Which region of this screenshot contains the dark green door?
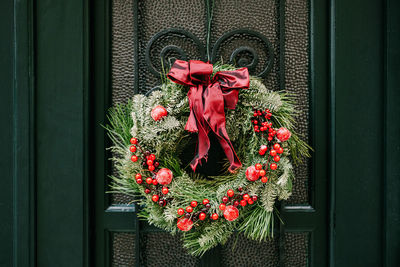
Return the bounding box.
[2,0,399,266]
[92,0,327,266]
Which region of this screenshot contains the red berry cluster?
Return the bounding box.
[130,137,171,207]
[220,187,257,209]
[252,109,276,141]
[176,199,215,231]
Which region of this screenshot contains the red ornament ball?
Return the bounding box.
[211,213,219,220]
[259,145,268,155]
[202,199,209,205]
[199,212,206,221]
[131,155,138,162]
[191,201,198,207]
[130,137,137,144]
[246,165,260,181]
[219,203,226,211]
[177,218,193,231]
[276,127,291,141]
[227,189,234,197]
[186,206,193,213]
[151,105,168,121]
[274,155,280,162]
[156,168,173,185]
[270,163,278,170]
[177,208,185,216]
[152,195,159,202]
[223,205,239,221]
[129,145,137,152]
[162,187,169,194]
[255,163,262,170]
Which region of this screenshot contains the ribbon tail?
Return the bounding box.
[213,127,242,173]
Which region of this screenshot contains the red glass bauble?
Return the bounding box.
[223,205,239,221]
[245,166,260,181]
[276,127,291,141]
[156,168,173,185]
[177,218,193,231]
[151,105,168,121]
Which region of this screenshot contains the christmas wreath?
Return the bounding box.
[106,60,310,256]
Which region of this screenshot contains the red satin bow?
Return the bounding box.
[167,60,249,173]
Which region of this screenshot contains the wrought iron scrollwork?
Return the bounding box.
[211,29,274,78]
[145,28,206,76]
[145,28,274,78]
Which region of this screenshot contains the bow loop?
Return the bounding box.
[167,60,249,173]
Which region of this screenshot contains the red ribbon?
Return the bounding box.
[167,60,249,173]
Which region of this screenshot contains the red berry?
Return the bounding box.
[219,203,226,210]
[146,177,152,184]
[135,173,142,180]
[130,145,137,152]
[186,206,193,213]
[277,147,284,154]
[131,155,138,162]
[270,150,277,156]
[222,196,229,203]
[270,163,278,170]
[151,105,168,121]
[136,178,142,184]
[148,165,155,171]
[233,200,240,207]
[152,195,159,202]
[243,194,250,201]
[246,165,260,181]
[240,200,247,207]
[130,137,137,144]
[162,187,169,194]
[255,163,262,170]
[274,155,280,162]
[248,199,254,205]
[152,179,158,186]
[261,176,268,183]
[267,136,273,141]
[276,127,291,141]
[144,188,151,194]
[202,199,209,205]
[259,169,266,177]
[147,159,154,166]
[227,189,234,197]
[253,120,258,124]
[259,145,268,155]
[199,212,206,220]
[156,168,173,185]
[273,143,281,150]
[149,154,156,161]
[223,205,239,221]
[177,218,193,231]
[191,201,198,207]
[252,196,258,202]
[177,208,185,215]
[211,213,219,220]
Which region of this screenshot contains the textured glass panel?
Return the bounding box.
[284,232,309,267]
[141,232,199,266]
[285,0,310,204]
[112,232,136,267]
[221,233,280,267]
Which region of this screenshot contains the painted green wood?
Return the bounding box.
[333,0,385,266]
[384,0,400,266]
[35,0,90,266]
